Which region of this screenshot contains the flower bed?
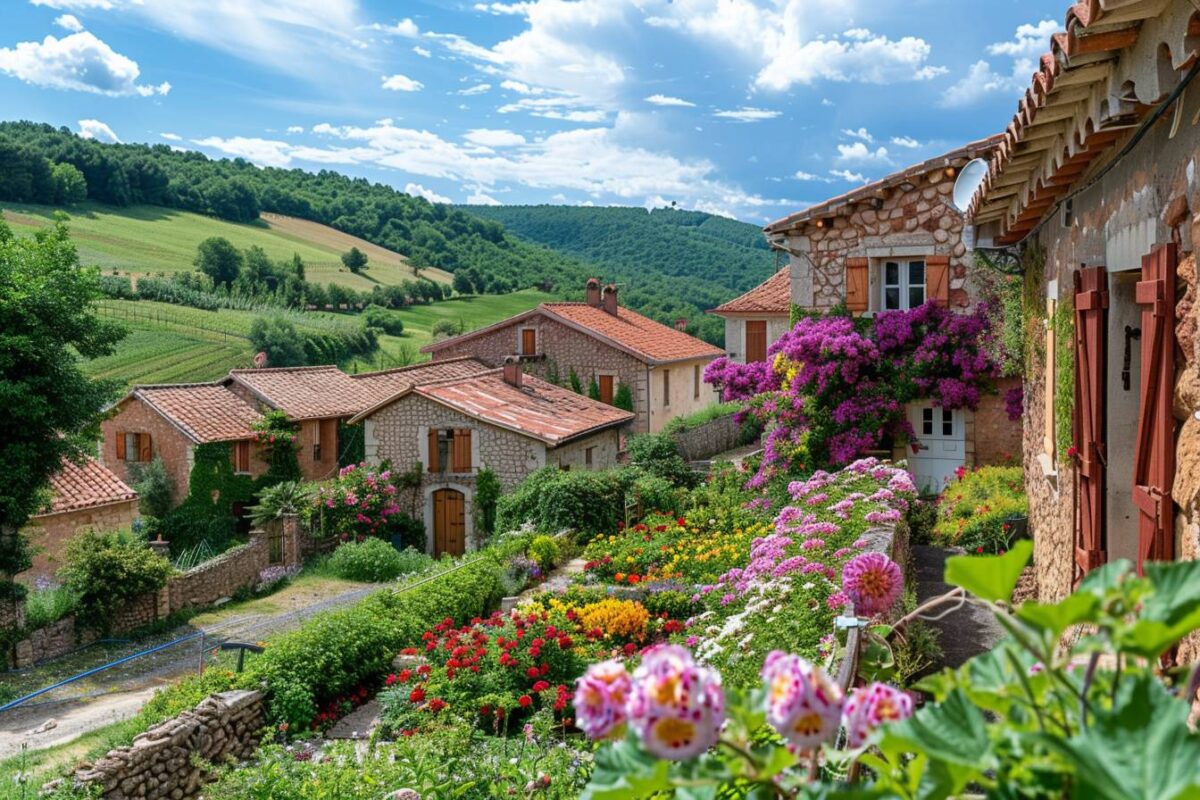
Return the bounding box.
[932,465,1027,553]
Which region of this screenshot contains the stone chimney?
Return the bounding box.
[585,278,602,308]
[602,283,618,316]
[674,318,688,331]
[502,355,522,388]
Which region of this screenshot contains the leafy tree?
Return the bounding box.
[362,304,404,335]
[194,236,243,288]
[60,529,173,631]
[614,382,634,411]
[289,252,305,282]
[342,246,368,274]
[50,162,87,204]
[627,432,698,488]
[130,457,174,519]
[250,316,307,367]
[0,216,125,598]
[430,318,463,340]
[452,271,474,295]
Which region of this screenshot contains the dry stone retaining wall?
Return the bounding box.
[671,413,747,462]
[72,690,265,800]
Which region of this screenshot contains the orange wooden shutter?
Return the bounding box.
[522,328,537,355]
[1133,244,1178,573]
[115,431,127,460]
[926,256,950,307]
[745,321,767,362]
[428,429,440,472]
[138,433,153,462]
[598,375,614,405]
[452,428,472,472]
[845,258,869,312]
[1073,266,1108,584]
[233,441,250,472]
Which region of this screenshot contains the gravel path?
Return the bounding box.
[912,545,1005,669]
[0,582,386,759]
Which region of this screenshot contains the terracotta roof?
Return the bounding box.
[374,371,634,446]
[968,0,1200,244]
[227,366,369,421]
[764,136,1005,234]
[38,456,137,517]
[133,383,262,443]
[350,357,491,404]
[710,267,792,315]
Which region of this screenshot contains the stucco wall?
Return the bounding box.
[294,418,341,481]
[720,314,791,364]
[21,499,140,584]
[548,428,622,471]
[645,359,720,434]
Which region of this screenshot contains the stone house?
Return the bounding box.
[351,359,634,556]
[422,280,724,434]
[966,0,1200,611]
[21,456,139,583]
[720,138,1021,491]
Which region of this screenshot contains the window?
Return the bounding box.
[745,320,768,363]
[882,260,926,310]
[598,374,614,405]
[694,364,701,399]
[311,420,321,462]
[233,440,251,474]
[116,432,152,463]
[585,446,595,468]
[662,369,670,407]
[520,328,537,356]
[428,428,473,473]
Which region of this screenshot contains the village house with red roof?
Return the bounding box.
[422,279,724,433]
[350,358,633,556]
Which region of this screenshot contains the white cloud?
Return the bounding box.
[713,107,780,122]
[942,19,1057,107]
[473,2,533,14]
[365,18,420,37]
[413,45,432,58]
[794,170,833,182]
[835,142,891,164]
[500,80,541,95]
[890,135,921,148]
[820,98,834,106]
[192,136,293,167]
[31,0,114,8]
[0,32,169,96]
[405,182,452,203]
[466,189,503,205]
[160,131,182,141]
[498,95,606,122]
[286,125,305,134]
[645,93,695,107]
[458,83,492,96]
[54,14,84,32]
[463,128,527,147]
[841,127,873,143]
[382,73,423,92]
[829,168,866,182]
[755,29,945,90]
[78,118,119,143]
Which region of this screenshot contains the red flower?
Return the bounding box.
[384,673,398,686]
[623,642,637,656]
[519,694,533,708]
[676,518,686,526]
[532,680,550,692]
[428,698,447,713]
[663,620,683,634]
[526,666,540,678]
[409,687,426,703]
[417,664,431,675]
[558,636,573,649]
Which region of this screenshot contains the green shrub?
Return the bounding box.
[496,467,634,536]
[248,481,313,528]
[631,473,687,518]
[932,466,1027,553]
[661,401,742,434]
[361,303,405,335]
[129,457,174,519]
[474,467,501,540]
[23,584,78,630]
[614,382,634,411]
[59,530,174,631]
[627,432,698,488]
[328,538,431,583]
[527,535,560,572]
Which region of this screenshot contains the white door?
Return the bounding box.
[906,403,965,495]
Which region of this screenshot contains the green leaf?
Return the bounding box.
[884,689,990,768]
[582,736,673,800]
[757,744,798,780]
[1077,559,1133,596]
[1015,592,1100,640]
[1143,560,1200,628]
[944,540,1032,603]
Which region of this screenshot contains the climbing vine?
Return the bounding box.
[1054,290,1076,464]
[251,411,302,483]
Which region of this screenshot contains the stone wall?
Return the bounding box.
[547,429,622,472]
[167,536,270,612]
[72,690,264,800]
[672,412,748,462]
[20,498,140,585]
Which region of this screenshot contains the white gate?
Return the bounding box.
[906,403,966,495]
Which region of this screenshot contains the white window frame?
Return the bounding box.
[880,259,927,311]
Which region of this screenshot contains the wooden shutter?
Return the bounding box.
[138,433,153,463]
[521,328,537,355]
[427,429,440,473]
[663,369,670,406]
[845,258,869,312]
[1133,244,1178,573]
[452,428,472,472]
[115,431,127,461]
[694,364,701,399]
[1073,266,1108,584]
[926,256,950,307]
[745,321,768,363]
[233,440,251,473]
[598,375,614,405]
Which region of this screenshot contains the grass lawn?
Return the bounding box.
[0,201,453,289]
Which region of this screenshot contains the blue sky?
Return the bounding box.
[0,0,1063,223]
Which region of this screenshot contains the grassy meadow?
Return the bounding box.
[1,202,453,290]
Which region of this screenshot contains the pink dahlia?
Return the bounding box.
[628,645,725,760]
[841,552,902,615]
[842,682,913,748]
[573,660,632,741]
[761,651,844,752]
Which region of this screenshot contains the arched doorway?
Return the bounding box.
[432,488,466,557]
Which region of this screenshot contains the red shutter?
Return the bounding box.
[1133,244,1178,574]
[926,256,950,307]
[138,433,153,463]
[845,258,869,312]
[1073,266,1108,584]
[115,431,127,461]
[428,429,440,473]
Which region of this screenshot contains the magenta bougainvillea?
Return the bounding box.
[705,302,1001,482]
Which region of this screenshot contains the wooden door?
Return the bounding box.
[1133,244,1178,573]
[521,328,537,355]
[1073,266,1108,585]
[433,488,466,557]
[845,258,869,312]
[745,321,768,363]
[598,374,614,405]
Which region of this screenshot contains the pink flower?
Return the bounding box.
[573,660,632,741]
[841,552,902,616]
[628,645,725,760]
[841,683,913,748]
[761,651,844,752]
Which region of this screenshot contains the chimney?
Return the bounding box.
[674,318,688,331]
[585,277,602,307]
[502,355,523,388]
[601,283,618,316]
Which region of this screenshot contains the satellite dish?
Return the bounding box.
[952,158,989,213]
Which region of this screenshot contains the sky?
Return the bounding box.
[0,0,1065,223]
